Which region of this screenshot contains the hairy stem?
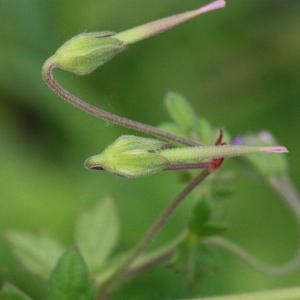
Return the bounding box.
[42,63,199,146]
[99,170,211,295]
[124,230,187,277]
[165,162,212,171]
[205,175,300,276]
[95,231,187,288]
[161,145,288,163]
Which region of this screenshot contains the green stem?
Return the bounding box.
[124,231,187,277]
[42,63,199,146]
[95,231,187,287]
[99,170,210,295]
[205,175,300,277]
[269,176,300,219]
[187,287,300,300]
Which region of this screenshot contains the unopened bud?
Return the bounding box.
[44,1,226,75]
[85,134,287,178]
[84,135,169,178]
[46,32,126,75]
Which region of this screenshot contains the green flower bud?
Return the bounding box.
[44,1,226,76]
[84,135,170,178]
[47,32,127,75]
[85,134,287,179]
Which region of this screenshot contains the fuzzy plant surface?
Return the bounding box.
[5,96,298,299]
[2,1,300,300]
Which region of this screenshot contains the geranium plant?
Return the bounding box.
[3,1,300,299]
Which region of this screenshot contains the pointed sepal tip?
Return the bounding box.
[263,146,288,154]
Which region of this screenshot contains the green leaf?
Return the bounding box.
[189,198,227,238]
[200,224,227,237]
[168,238,218,287]
[48,249,96,300]
[213,187,234,199]
[196,118,216,145]
[0,284,32,300]
[189,198,211,233]
[165,92,197,131]
[194,198,211,224]
[75,197,120,274]
[6,230,64,280]
[196,118,230,145]
[158,122,187,139]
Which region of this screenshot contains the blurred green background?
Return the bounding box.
[0,0,299,299]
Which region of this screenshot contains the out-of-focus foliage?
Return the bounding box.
[75,196,119,274]
[48,250,96,300]
[165,92,198,133]
[189,197,227,238]
[5,230,64,280]
[189,287,300,300]
[0,284,32,300]
[0,0,299,299]
[235,131,288,178]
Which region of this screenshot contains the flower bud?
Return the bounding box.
[44,1,226,76]
[84,135,169,178]
[47,32,127,75]
[85,134,287,179]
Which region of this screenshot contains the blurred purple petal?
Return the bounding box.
[232,136,243,145]
[259,131,273,143]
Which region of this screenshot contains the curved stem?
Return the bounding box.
[42,63,199,146]
[269,176,300,219]
[205,175,300,277]
[99,170,210,295]
[206,237,300,277]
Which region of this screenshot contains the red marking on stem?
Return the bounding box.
[210,129,225,170]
